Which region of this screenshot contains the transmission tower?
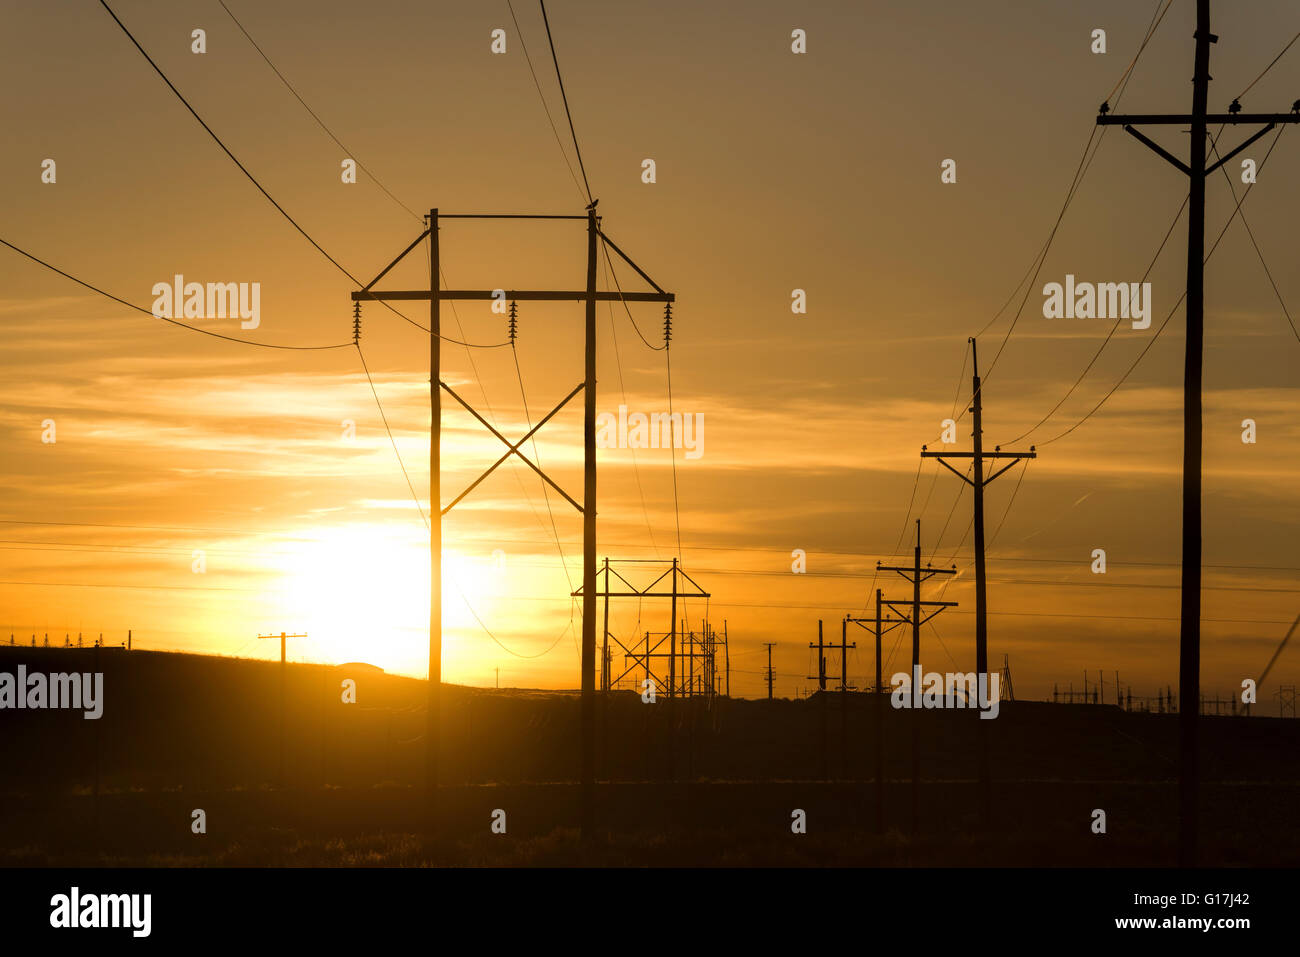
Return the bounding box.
[353,209,675,836]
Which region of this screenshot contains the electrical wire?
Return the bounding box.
[1236,29,1300,100]
[1000,192,1189,445]
[1038,124,1288,446]
[215,0,422,222]
[100,0,507,347]
[538,0,593,204]
[1207,134,1300,345]
[0,236,351,350]
[506,0,587,202]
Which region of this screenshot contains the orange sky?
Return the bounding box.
[1,0,1298,702]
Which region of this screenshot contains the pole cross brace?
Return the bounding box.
[876,564,957,583]
[846,616,906,636]
[440,378,585,516]
[922,449,1036,486]
[881,600,958,627]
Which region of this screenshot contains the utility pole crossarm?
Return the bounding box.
[1100,111,1300,178]
[1097,112,1300,125]
[922,449,1036,485]
[352,289,675,303]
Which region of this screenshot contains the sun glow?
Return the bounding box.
[267,524,531,679]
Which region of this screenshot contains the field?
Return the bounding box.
[2,646,1297,866]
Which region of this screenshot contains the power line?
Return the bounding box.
[1001,191,1189,445]
[538,0,593,204]
[1207,134,1300,345]
[601,238,668,351]
[1236,29,1300,100]
[99,0,505,348]
[984,460,1028,552]
[1038,124,1289,447]
[1103,0,1176,104]
[0,236,350,350]
[215,0,423,222]
[599,244,661,557]
[506,0,587,202]
[972,0,1171,393]
[357,342,428,528]
[99,0,358,284]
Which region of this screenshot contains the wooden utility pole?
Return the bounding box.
[842,598,904,832]
[922,338,1035,826]
[922,339,1035,680]
[1096,1,1300,864]
[428,208,441,812]
[838,618,855,778]
[580,207,598,832]
[876,522,958,674]
[600,558,611,692]
[877,520,957,833]
[354,211,674,839]
[669,558,678,698]
[257,631,306,787]
[724,620,730,698]
[808,620,829,779]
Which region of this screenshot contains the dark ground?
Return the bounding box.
[1,645,1296,866]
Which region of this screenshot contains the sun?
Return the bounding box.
[268,524,511,678]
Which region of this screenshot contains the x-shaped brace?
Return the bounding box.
[440,379,585,516]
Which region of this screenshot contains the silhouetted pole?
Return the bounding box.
[763,642,776,700]
[1096,0,1300,867]
[581,207,598,837]
[840,618,847,778]
[817,620,827,779]
[877,521,956,833]
[818,620,826,691]
[845,594,903,830]
[669,558,678,698]
[872,591,882,692]
[840,618,849,693]
[601,558,610,692]
[257,630,305,787]
[1177,16,1210,867]
[875,590,884,832]
[910,534,918,831]
[911,529,920,669]
[428,207,442,811]
[724,620,730,697]
[922,339,1035,828]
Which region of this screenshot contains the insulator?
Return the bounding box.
[1228,98,1242,114]
[352,301,362,343]
[663,302,673,345]
[508,301,518,343]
